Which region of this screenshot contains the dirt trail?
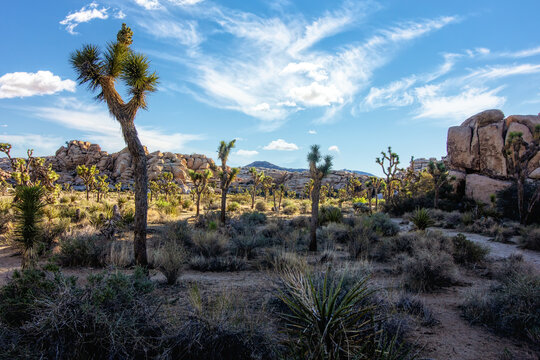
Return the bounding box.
[0,245,20,285]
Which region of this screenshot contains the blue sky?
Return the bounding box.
[1,0,540,176]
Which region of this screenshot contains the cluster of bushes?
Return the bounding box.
[461,255,540,344]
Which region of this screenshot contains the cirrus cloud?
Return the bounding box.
[60,2,109,34]
[235,149,259,157]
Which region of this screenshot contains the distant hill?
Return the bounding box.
[244,161,374,176]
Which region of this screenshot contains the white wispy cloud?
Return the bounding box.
[133,0,162,10]
[235,149,259,157]
[263,139,299,151]
[414,86,506,121]
[142,1,456,126]
[466,63,540,80]
[308,129,317,134]
[0,134,63,156]
[60,2,109,34]
[0,124,7,128]
[27,98,203,153]
[328,145,340,153]
[114,10,126,19]
[497,45,540,58]
[0,71,75,99]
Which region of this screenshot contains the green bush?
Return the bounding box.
[239,211,267,225]
[451,234,489,265]
[227,201,241,212]
[230,234,265,259]
[497,183,540,224]
[366,213,399,236]
[410,208,433,230]
[57,227,104,267]
[319,205,343,224]
[191,231,228,258]
[255,200,268,212]
[282,204,299,215]
[153,241,186,285]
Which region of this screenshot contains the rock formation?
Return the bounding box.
[0,140,365,194]
[446,109,540,204]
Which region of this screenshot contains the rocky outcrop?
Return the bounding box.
[1,140,365,194]
[447,109,539,203]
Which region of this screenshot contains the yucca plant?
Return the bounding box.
[410,208,433,230]
[13,185,46,268]
[279,268,376,359]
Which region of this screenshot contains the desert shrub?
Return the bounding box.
[363,213,399,236]
[121,207,135,225]
[255,200,268,212]
[164,220,192,246]
[319,205,343,224]
[353,202,370,214]
[497,182,540,224]
[409,208,433,230]
[106,240,134,267]
[519,226,540,251]
[230,233,266,259]
[347,222,378,259]
[2,268,160,359]
[442,211,462,228]
[281,199,293,208]
[257,248,307,272]
[194,211,221,229]
[288,216,310,229]
[395,294,438,326]
[230,192,251,205]
[461,211,475,226]
[0,268,67,326]
[154,241,186,284]
[191,231,228,258]
[59,195,70,204]
[57,227,104,267]
[299,200,310,214]
[282,204,298,215]
[451,234,489,265]
[182,198,193,209]
[371,233,417,262]
[319,222,351,244]
[279,267,409,359]
[399,250,458,292]
[155,199,178,216]
[461,271,540,344]
[164,286,279,360]
[189,255,247,272]
[227,201,241,212]
[239,211,267,226]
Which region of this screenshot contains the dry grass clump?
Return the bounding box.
[191,231,228,258]
[106,240,134,267]
[519,226,540,251]
[57,226,104,267]
[153,241,186,284]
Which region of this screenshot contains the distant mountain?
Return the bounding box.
[243,161,374,176]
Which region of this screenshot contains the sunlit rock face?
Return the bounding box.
[446,109,540,203]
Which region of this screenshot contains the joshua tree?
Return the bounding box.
[0,144,59,192]
[157,172,177,201]
[217,140,240,223]
[307,145,333,252]
[303,179,314,199]
[427,160,452,209]
[70,24,158,266]
[188,169,212,216]
[96,174,110,202]
[367,176,384,211]
[13,185,46,269]
[261,175,273,200]
[76,165,99,201]
[247,167,265,209]
[271,172,292,213]
[376,146,401,203]
[503,126,540,224]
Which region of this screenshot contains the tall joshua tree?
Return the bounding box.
[70,24,158,266]
[376,146,401,204]
[427,160,452,209]
[503,126,540,224]
[248,167,265,209]
[188,169,212,217]
[217,140,240,223]
[307,145,333,252]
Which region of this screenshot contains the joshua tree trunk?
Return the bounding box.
[434,187,440,209]
[196,192,201,216]
[309,181,321,252]
[220,189,227,223]
[251,191,255,209]
[368,197,372,215]
[120,119,148,266]
[517,177,525,224]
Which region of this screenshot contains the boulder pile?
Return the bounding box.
[446,109,540,203]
